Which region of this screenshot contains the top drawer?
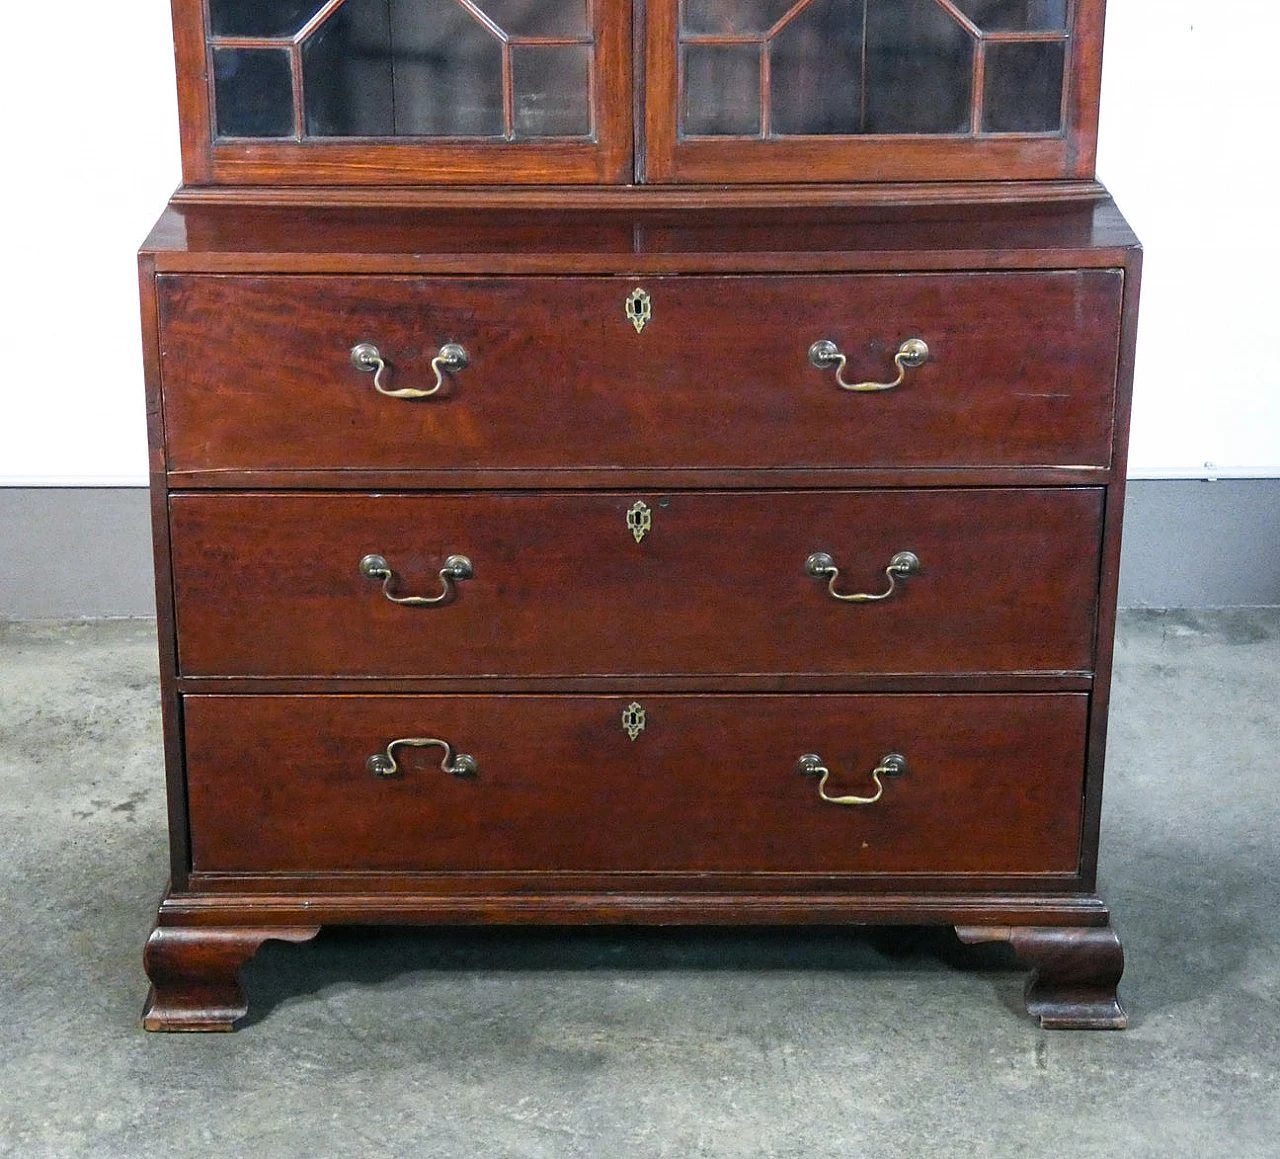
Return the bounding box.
[157,272,1121,474]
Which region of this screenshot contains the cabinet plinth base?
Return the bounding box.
[142,924,320,1032]
[140,891,1126,1031]
[956,923,1127,1030]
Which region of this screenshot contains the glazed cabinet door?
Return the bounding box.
[174,0,633,183]
[644,0,1105,182]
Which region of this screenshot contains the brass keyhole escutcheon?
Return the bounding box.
[625,288,651,333]
[622,702,646,741]
[627,500,652,543]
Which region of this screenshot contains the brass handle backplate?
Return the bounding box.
[806,550,920,602]
[359,553,473,606]
[367,737,478,779]
[808,337,928,392]
[351,341,470,398]
[796,752,907,805]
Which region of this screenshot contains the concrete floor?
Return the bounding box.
[0,611,1277,1158]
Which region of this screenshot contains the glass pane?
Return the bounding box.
[209,0,318,38]
[683,0,797,35]
[213,48,294,138]
[482,0,590,37]
[982,40,1065,132]
[390,0,505,136]
[683,43,762,136]
[864,0,973,134]
[304,0,506,137]
[770,0,862,135]
[303,0,394,137]
[513,45,592,137]
[953,0,1067,33]
[210,0,599,143]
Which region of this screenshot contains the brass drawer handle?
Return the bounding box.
[350,341,470,398]
[367,737,478,779]
[808,337,928,392]
[806,550,920,602]
[797,752,907,806]
[359,553,473,606]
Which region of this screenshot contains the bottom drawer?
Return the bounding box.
[185,694,1086,876]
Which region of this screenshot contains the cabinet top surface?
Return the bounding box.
[141,195,1140,273]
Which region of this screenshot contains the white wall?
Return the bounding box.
[1098,0,1280,478]
[1,1,180,486]
[1,1,1276,485]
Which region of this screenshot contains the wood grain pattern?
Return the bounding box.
[168,488,1104,678]
[183,692,1088,875]
[139,253,193,888]
[1078,252,1143,892]
[156,885,1112,927]
[141,198,1141,275]
[172,0,632,186]
[166,180,1112,210]
[142,924,320,1031]
[157,272,1121,473]
[644,0,1106,184]
[956,924,1127,1029]
[145,0,1138,1031]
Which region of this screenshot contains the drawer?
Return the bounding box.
[157,272,1122,473]
[184,693,1087,875]
[170,488,1103,677]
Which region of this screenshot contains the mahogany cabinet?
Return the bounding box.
[140,0,1139,1030]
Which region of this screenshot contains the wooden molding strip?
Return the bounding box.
[170,179,1108,211]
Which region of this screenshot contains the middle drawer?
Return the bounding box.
[171,488,1103,678]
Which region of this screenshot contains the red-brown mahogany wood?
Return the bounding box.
[167,489,1104,678]
[181,692,1089,875]
[956,924,1127,1029]
[159,890,1112,926]
[170,0,633,187]
[156,271,1121,473]
[139,255,193,887]
[139,198,1141,1032]
[643,0,1106,184]
[141,198,1140,280]
[142,924,320,1031]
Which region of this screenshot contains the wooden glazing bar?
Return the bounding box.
[293,0,348,44]
[290,44,304,141]
[767,0,820,39]
[929,0,982,38]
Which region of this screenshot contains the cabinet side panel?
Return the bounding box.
[1079,245,1142,889]
[140,250,191,888]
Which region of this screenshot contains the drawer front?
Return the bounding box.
[157,272,1121,472]
[170,488,1103,677]
[184,693,1087,875]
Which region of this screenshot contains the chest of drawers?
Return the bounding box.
[139,197,1139,1031]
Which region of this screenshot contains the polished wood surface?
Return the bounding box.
[170,0,633,186]
[157,272,1121,473]
[140,199,1139,1029]
[168,488,1104,678]
[168,0,1104,188]
[183,693,1088,875]
[142,925,320,1031]
[144,0,1138,1031]
[156,887,1112,927]
[142,198,1140,273]
[956,924,1127,1030]
[644,0,1105,185]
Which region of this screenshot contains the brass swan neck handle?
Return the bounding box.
[808,337,928,392]
[806,550,920,603]
[351,341,470,398]
[359,553,473,606]
[796,752,907,805]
